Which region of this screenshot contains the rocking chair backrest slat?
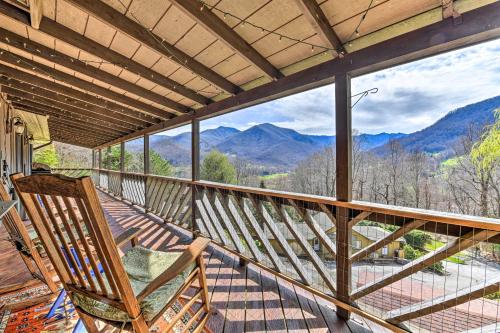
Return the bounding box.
[73,196,120,297]
[11,173,142,318]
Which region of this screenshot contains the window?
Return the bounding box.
[313,238,320,251]
[382,246,389,256]
[352,236,361,250]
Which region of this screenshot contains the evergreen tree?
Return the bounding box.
[201,150,236,184]
[150,150,174,176]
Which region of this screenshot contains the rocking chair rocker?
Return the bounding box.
[11,173,211,333]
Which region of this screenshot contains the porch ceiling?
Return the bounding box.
[0,0,498,148]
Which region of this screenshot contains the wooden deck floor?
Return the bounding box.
[0,191,389,332]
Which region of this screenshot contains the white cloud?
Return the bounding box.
[182,39,500,136]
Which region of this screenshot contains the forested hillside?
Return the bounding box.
[33,96,500,218]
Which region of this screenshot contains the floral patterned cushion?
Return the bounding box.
[72,246,195,322]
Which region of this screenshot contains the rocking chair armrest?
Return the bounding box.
[137,237,210,301]
[114,227,141,249]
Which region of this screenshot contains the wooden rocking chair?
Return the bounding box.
[0,180,58,304]
[11,173,211,333]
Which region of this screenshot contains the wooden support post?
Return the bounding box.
[91,149,95,169]
[335,72,352,320]
[28,0,43,29]
[120,142,125,197]
[191,119,200,238]
[105,146,111,170]
[144,134,150,212]
[98,149,102,187]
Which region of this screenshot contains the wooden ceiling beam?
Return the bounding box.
[0,63,157,124]
[11,102,126,137]
[47,119,117,141]
[44,127,102,146]
[0,50,173,120]
[94,1,500,148]
[11,101,113,142]
[169,0,282,81]
[0,1,210,106]
[47,124,106,141]
[28,0,42,29]
[49,135,97,148]
[9,98,130,136]
[48,125,105,142]
[0,78,141,131]
[49,132,103,147]
[1,86,138,132]
[0,28,188,116]
[293,0,345,55]
[1,75,152,128]
[65,0,240,95]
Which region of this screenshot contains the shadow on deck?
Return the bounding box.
[0,191,390,332]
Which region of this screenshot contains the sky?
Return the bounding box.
[161,39,500,136]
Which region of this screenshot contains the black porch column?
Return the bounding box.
[335,72,352,319]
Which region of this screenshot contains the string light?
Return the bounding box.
[196,0,373,55]
[4,0,376,106]
[345,0,374,45]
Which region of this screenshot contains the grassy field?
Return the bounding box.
[425,240,467,264]
[260,173,288,180]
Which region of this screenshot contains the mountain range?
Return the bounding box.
[129,95,499,170]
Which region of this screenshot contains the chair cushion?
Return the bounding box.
[72,246,195,322]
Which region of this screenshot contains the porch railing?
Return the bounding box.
[51,168,92,178]
[72,169,500,332]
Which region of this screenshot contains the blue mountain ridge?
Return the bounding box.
[128,95,499,168]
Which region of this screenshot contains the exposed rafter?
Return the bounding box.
[0,63,157,124]
[169,0,282,81]
[94,0,500,148]
[48,132,103,147]
[48,121,116,141]
[47,124,107,140]
[1,85,138,132]
[293,0,345,56]
[1,76,151,128]
[65,0,240,95]
[0,50,173,120]
[0,29,188,116]
[442,0,460,19]
[0,1,211,106]
[9,97,131,135]
[12,102,127,137]
[27,0,43,29]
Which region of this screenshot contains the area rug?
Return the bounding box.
[0,285,200,333]
[0,285,77,333]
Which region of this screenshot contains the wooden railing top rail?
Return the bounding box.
[93,169,500,232]
[52,168,93,171]
[194,180,500,232]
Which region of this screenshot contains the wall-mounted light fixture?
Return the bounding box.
[11,116,25,134]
